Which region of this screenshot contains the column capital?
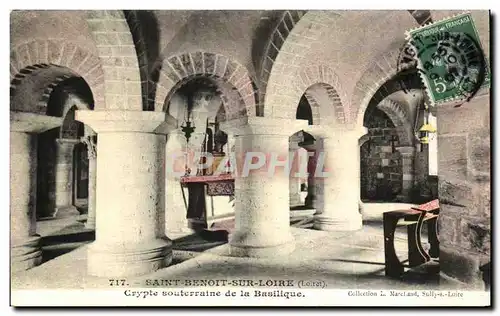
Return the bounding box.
[396,145,416,156]
[10,111,63,133]
[75,110,177,134]
[220,117,308,136]
[289,133,303,151]
[81,135,97,160]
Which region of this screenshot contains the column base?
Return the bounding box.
[87,237,173,277]
[290,194,302,207]
[229,231,295,258]
[54,205,80,219]
[84,218,96,230]
[313,212,363,231]
[11,236,42,273]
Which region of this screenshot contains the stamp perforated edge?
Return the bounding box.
[403,11,484,106]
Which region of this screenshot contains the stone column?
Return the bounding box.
[76,110,177,277]
[396,145,416,202]
[165,128,191,236]
[10,112,62,273]
[82,135,97,230]
[54,138,80,218]
[310,126,366,231]
[301,144,317,209]
[289,137,302,207]
[221,117,308,257]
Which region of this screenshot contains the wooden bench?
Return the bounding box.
[383,199,440,278]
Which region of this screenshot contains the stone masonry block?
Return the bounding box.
[104,20,130,33]
[440,246,485,289]
[223,60,239,81]
[468,131,490,174]
[57,43,76,67]
[204,53,215,74]
[459,218,490,254]
[176,53,191,76]
[192,51,204,74]
[95,33,119,45]
[438,213,459,245]
[438,179,472,208]
[438,100,489,134]
[214,55,228,78]
[78,56,100,75]
[68,48,89,71]
[438,135,467,180]
[47,40,64,65]
[86,10,108,19]
[122,57,138,68]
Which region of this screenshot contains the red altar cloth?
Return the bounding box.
[180,173,234,183]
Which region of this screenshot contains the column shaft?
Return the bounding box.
[76,110,177,278]
[54,139,79,218]
[314,131,363,231]
[83,136,97,229]
[289,146,302,207]
[231,134,294,257]
[396,146,416,202]
[87,132,170,276]
[221,117,309,258]
[11,131,42,272]
[165,129,191,235]
[303,147,317,209]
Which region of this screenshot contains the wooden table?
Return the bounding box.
[180,174,235,230]
[383,199,440,278]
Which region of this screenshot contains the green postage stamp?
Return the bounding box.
[405,12,490,105]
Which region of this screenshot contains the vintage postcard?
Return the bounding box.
[9,9,491,307]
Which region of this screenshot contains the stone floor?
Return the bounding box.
[12,203,465,291]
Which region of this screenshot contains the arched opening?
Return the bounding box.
[10,63,97,269]
[361,107,402,201]
[164,76,235,238]
[36,77,94,221]
[296,95,313,125]
[360,71,436,205]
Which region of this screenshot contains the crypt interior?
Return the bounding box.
[10,10,490,290]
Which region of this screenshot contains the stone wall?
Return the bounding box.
[36,129,58,218]
[361,108,402,201]
[437,92,491,288]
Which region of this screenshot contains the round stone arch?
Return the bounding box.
[358,67,426,147]
[293,65,349,126]
[10,39,105,113]
[85,10,142,111]
[264,10,423,123]
[351,45,406,128]
[257,10,307,114]
[153,52,257,120]
[376,98,414,147]
[161,74,246,122]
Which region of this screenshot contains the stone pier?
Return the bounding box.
[76,110,177,277]
[10,112,62,273]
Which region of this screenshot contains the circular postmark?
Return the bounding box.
[397,29,487,106]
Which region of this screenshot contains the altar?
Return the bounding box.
[180,174,235,230]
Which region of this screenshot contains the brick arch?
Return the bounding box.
[376,98,413,146]
[264,10,425,122]
[153,52,257,120]
[10,39,105,111]
[162,74,246,122]
[85,10,142,110]
[351,46,405,128]
[293,65,348,126]
[257,10,307,115]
